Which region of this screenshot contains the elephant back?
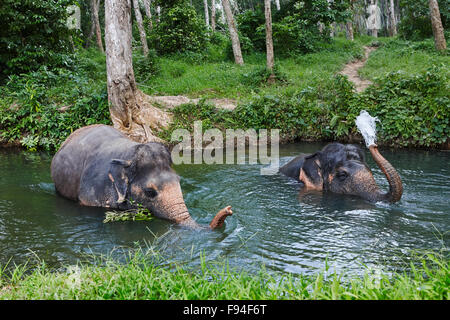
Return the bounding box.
[51,124,130,201]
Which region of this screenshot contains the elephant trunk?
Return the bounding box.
[167,202,202,229]
[209,206,233,229]
[157,183,232,229]
[174,205,233,230]
[369,145,403,203]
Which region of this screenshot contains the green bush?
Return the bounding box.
[361,67,449,147]
[236,9,266,51]
[0,0,76,82]
[209,31,229,47]
[240,65,289,88]
[0,52,111,152]
[133,50,161,83]
[149,3,209,55]
[271,16,324,54]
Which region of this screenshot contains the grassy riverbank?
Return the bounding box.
[0,37,448,151]
[0,249,448,300]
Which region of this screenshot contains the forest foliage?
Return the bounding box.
[0,0,449,151]
[399,0,449,40]
[149,2,209,55]
[0,0,77,80]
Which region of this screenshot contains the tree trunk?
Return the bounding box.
[220,0,226,24]
[132,0,149,57]
[388,0,397,36]
[85,0,96,47]
[211,0,216,32]
[105,0,169,143]
[346,21,354,41]
[222,0,243,65]
[429,0,447,51]
[93,0,104,52]
[330,22,336,37]
[143,0,153,31]
[156,5,160,23]
[105,0,135,131]
[204,0,210,27]
[274,0,280,11]
[346,0,354,41]
[265,0,275,83]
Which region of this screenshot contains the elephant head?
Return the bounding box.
[282,143,403,203]
[108,143,232,229]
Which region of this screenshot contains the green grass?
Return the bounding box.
[0,249,448,300]
[139,37,366,102]
[360,37,450,82]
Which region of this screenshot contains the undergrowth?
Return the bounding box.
[0,49,111,152]
[0,247,447,300]
[164,65,449,148]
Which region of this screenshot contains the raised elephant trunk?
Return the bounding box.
[209,206,233,229]
[173,206,233,230]
[369,144,403,203]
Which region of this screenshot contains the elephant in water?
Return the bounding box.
[51,124,232,229]
[279,143,403,203]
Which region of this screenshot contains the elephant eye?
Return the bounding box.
[144,187,158,198]
[336,170,349,181]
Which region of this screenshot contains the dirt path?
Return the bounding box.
[147,95,237,111]
[339,46,377,92]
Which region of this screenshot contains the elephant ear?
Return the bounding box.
[108,144,150,205]
[299,152,323,189]
[109,159,133,204]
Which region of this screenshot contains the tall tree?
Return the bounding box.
[274,0,280,11]
[429,0,446,51]
[92,0,104,52]
[220,0,226,24]
[143,0,153,31]
[105,0,138,133]
[105,0,168,142]
[222,0,243,65]
[388,0,397,36]
[132,0,149,56]
[156,5,160,23]
[203,0,210,27]
[211,0,216,31]
[265,0,275,83]
[345,21,354,41]
[346,0,355,41]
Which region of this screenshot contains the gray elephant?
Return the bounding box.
[51,124,232,229]
[279,143,403,203]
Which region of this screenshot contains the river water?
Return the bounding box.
[0,143,448,276]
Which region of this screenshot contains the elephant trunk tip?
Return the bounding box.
[368,144,403,203]
[209,206,233,229]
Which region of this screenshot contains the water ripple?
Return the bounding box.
[0,145,449,276]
